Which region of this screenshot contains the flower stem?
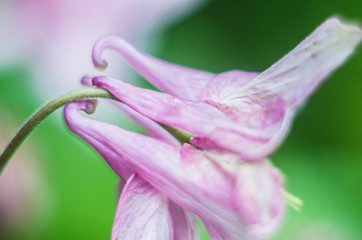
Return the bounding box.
[0,88,116,173]
[159,123,193,144]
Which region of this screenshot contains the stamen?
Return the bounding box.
[282,189,303,212]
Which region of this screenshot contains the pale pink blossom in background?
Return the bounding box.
[0,113,48,232]
[0,0,205,101]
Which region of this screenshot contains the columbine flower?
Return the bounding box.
[90,17,362,162]
[64,17,361,239]
[65,100,284,240]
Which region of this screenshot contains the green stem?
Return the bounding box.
[0,88,116,173]
[0,86,193,174]
[159,123,192,145]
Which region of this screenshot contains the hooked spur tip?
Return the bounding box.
[79,99,98,115]
[81,76,93,86]
[91,76,103,87]
[94,60,108,71]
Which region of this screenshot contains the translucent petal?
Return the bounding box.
[112,174,173,240]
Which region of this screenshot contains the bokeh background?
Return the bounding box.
[1,0,361,239]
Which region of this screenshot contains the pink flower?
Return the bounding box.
[65,100,284,239]
[90,17,362,162]
[64,17,361,239]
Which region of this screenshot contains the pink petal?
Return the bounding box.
[92,76,239,137]
[222,17,362,112]
[64,100,284,239]
[92,36,215,101]
[66,101,198,239]
[234,160,285,239]
[112,174,173,240]
[168,200,200,240]
[181,145,285,239]
[195,110,293,162]
[199,70,259,101]
[64,100,134,180]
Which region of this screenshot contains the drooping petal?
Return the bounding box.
[66,100,199,239]
[64,100,134,180]
[168,200,200,240]
[92,76,239,137]
[234,160,285,239]
[64,100,284,239]
[180,145,285,239]
[92,36,215,101]
[112,174,173,240]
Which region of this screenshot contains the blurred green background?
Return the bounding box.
[0,0,361,239]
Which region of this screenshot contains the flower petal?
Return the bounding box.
[190,101,295,162]
[66,101,198,239]
[64,100,284,239]
[181,145,285,239]
[168,200,200,240]
[234,160,285,239]
[223,17,362,107]
[92,76,239,137]
[64,100,134,180]
[199,70,258,101]
[92,36,215,101]
[112,174,173,240]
